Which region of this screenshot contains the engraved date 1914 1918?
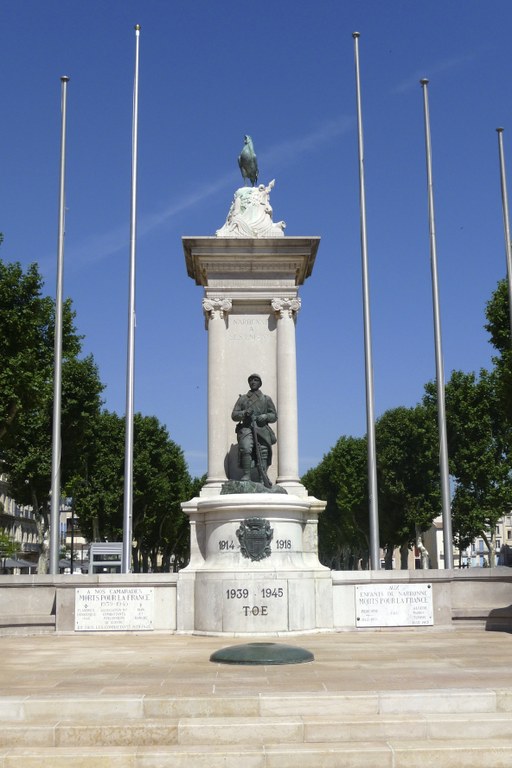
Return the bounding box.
[218,540,236,551]
[219,539,291,552]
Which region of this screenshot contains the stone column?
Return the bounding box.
[203,297,232,487]
[272,297,301,488]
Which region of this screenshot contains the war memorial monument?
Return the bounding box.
[2,137,512,640]
[177,137,334,634]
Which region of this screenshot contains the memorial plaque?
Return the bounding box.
[355,583,433,627]
[75,587,154,631]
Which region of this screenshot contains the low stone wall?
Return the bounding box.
[332,567,512,631]
[0,576,57,634]
[0,573,178,635]
[0,568,511,635]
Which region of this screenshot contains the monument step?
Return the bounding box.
[0,614,56,635]
[2,687,505,722]
[2,711,512,748]
[2,739,512,768]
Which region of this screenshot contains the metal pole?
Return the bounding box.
[420,79,453,569]
[122,25,141,573]
[352,32,380,570]
[70,505,75,575]
[49,76,70,575]
[496,128,512,339]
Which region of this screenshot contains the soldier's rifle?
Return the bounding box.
[251,415,272,489]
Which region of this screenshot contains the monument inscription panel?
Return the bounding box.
[75,587,155,631]
[355,583,433,627]
[222,579,288,630]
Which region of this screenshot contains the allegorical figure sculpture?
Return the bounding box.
[216,179,286,238]
[238,135,259,186]
[231,374,277,487]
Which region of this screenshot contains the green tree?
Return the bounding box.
[0,260,56,441]
[70,411,125,543]
[485,279,510,353]
[303,405,440,571]
[485,278,512,423]
[425,369,512,565]
[303,436,369,569]
[0,527,20,569]
[131,414,192,572]
[375,405,440,568]
[0,257,103,571]
[73,411,194,572]
[3,354,103,572]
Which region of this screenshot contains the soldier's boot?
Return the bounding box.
[240,453,252,481]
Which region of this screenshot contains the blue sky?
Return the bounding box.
[2,1,512,478]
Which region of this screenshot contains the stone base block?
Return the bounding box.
[178,492,332,634]
[178,569,333,634]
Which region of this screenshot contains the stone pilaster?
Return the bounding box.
[202,297,232,487]
[272,297,301,488]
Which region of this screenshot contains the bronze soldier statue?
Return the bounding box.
[231,374,277,484]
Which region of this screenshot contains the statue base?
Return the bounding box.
[177,492,333,634]
[221,479,287,495]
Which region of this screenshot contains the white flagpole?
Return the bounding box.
[49,75,70,575]
[352,32,380,570]
[420,79,453,570]
[122,25,141,573]
[496,128,512,339]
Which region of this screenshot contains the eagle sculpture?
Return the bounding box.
[238,135,259,186]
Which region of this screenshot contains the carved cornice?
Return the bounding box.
[182,237,321,287]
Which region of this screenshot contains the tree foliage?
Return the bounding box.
[72,411,195,572]
[303,272,512,570]
[0,255,196,573]
[0,258,103,571]
[375,404,440,565]
[485,278,510,355]
[427,368,512,560]
[485,278,512,423]
[425,280,512,562]
[0,527,20,560]
[0,260,53,441]
[303,405,440,569]
[303,436,369,569]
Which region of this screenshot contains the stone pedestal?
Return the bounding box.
[177,493,332,634]
[178,234,332,634]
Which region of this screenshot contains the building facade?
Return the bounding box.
[424,514,512,568]
[0,473,39,571]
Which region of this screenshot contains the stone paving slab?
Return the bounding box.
[0,628,511,699]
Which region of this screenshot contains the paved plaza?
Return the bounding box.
[2,627,512,767]
[1,627,510,697]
